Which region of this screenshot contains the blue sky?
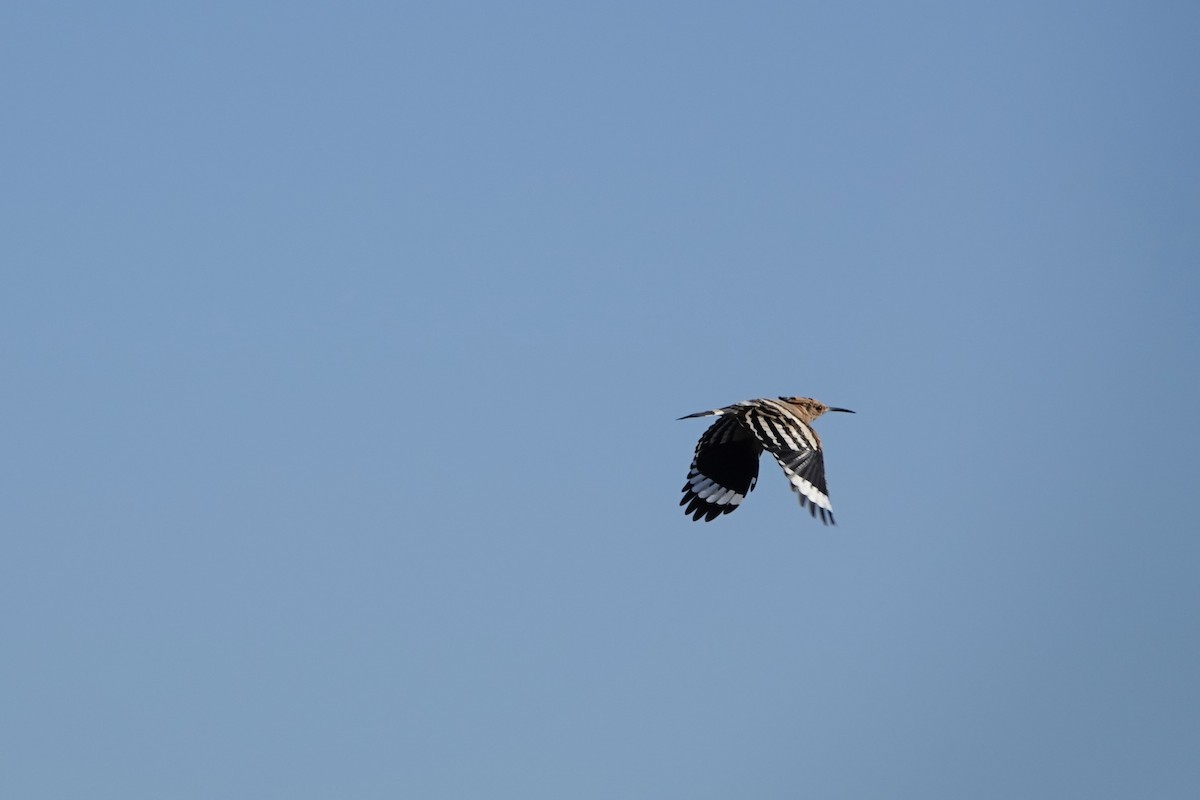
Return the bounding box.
[3,2,1198,797]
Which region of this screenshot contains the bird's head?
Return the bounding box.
[780,397,856,421]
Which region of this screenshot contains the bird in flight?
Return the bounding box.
[678,397,854,524]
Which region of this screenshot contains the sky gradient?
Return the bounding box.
[3,2,1199,798]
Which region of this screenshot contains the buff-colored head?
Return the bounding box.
[780,397,856,422]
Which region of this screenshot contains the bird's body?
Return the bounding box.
[678,397,853,524]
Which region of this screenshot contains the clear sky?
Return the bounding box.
[3,2,1198,798]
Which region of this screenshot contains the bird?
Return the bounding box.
[678,397,854,524]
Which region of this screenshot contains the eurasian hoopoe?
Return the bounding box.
[679,397,853,524]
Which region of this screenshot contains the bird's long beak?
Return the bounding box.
[827,407,855,414]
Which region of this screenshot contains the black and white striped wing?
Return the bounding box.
[739,404,837,524]
[767,446,835,524]
[680,415,763,522]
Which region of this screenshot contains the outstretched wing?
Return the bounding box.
[738,403,837,525]
[680,415,763,522]
[767,446,835,524]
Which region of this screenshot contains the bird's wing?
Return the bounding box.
[739,407,836,525]
[680,415,762,522]
[767,446,835,524]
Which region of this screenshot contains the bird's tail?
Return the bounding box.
[677,408,723,420]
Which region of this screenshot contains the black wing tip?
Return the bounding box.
[681,490,737,522]
[797,495,836,526]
